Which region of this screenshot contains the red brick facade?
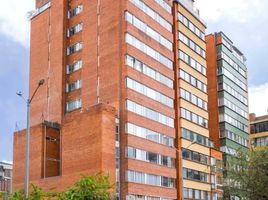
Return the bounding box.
[13,104,116,192]
[13,0,213,199]
[206,34,220,149]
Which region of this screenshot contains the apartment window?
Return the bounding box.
[221,37,232,51]
[147,152,158,164]
[219,114,248,132]
[126,123,174,147]
[251,121,268,134]
[183,188,210,200]
[126,100,174,127]
[66,99,82,112]
[178,13,205,40]
[136,149,147,160]
[67,23,83,37]
[232,48,246,64]
[220,146,237,156]
[129,0,172,32]
[126,170,175,188]
[66,80,82,92]
[147,174,160,185]
[67,42,83,55]
[127,146,136,159]
[178,32,205,58]
[218,97,248,119]
[181,128,214,148]
[126,194,174,200]
[66,60,82,74]
[182,148,208,165]
[220,82,248,105]
[254,137,268,147]
[211,175,216,189]
[179,50,206,76]
[219,51,246,78]
[68,5,83,18]
[183,168,209,183]
[125,12,172,50]
[125,54,172,87]
[219,66,247,91]
[180,69,207,93]
[155,0,171,13]
[123,146,175,167]
[126,77,173,107]
[181,108,208,128]
[125,33,173,69]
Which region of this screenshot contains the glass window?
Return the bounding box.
[184,72,190,82]
[190,76,196,86]
[195,190,200,199]
[185,91,190,101]
[191,95,197,104]
[127,170,135,182]
[192,113,198,123]
[147,152,158,164]
[182,149,192,160]
[192,152,200,162]
[127,147,136,158]
[147,174,160,186]
[136,149,146,160]
[161,176,169,187]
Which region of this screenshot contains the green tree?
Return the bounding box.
[58,173,115,200]
[224,147,268,200]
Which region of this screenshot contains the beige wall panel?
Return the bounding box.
[180,99,208,119]
[178,6,206,32]
[181,119,209,137]
[183,160,210,173]
[180,61,207,84]
[179,42,206,66]
[180,80,208,101]
[184,180,211,191]
[182,139,210,156]
[249,131,268,139]
[178,23,206,49]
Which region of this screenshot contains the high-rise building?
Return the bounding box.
[0,161,12,197]
[206,32,249,177]
[249,113,268,148]
[13,0,214,199]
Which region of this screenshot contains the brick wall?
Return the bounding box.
[13,104,116,193]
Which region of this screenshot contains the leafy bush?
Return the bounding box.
[9,173,114,200]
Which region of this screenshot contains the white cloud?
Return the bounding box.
[1,160,13,164]
[249,83,268,116]
[0,0,35,47]
[195,0,268,23]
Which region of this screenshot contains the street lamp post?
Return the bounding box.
[17,79,45,197]
[177,141,197,200]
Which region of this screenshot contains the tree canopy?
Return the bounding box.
[224,147,268,200]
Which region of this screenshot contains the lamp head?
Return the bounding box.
[16,91,22,96]
[38,79,45,86]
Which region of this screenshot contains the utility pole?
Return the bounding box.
[17,79,45,197]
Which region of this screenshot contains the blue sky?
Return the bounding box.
[1,0,268,162]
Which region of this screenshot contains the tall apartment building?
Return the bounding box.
[206,32,249,177]
[0,161,12,197]
[13,0,214,199]
[249,113,268,148]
